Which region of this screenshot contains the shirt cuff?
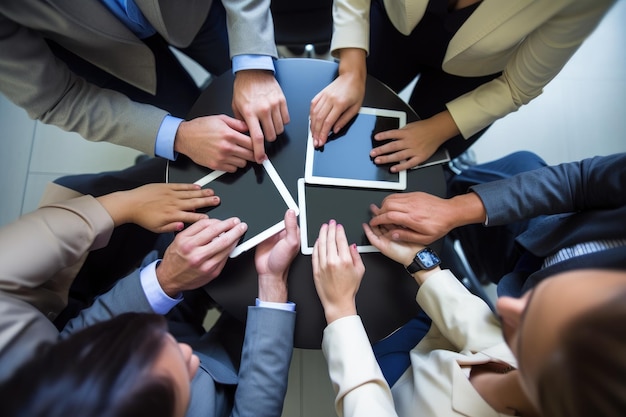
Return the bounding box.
[154,115,183,161]
[232,54,275,74]
[140,260,183,314]
[255,298,296,312]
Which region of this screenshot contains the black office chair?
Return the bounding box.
[271,0,333,57]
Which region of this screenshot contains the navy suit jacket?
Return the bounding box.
[471,153,626,294]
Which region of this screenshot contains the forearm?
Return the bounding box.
[257,274,288,303]
[323,315,397,417]
[60,271,153,338]
[330,0,371,57]
[0,196,113,315]
[416,269,503,351]
[233,307,296,417]
[222,0,277,58]
[446,192,487,228]
[471,154,626,226]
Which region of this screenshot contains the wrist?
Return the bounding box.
[257,273,288,303]
[155,262,183,298]
[337,48,366,78]
[96,191,132,227]
[324,303,357,324]
[448,193,487,227]
[409,266,442,286]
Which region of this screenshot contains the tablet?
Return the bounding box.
[298,178,395,255]
[305,107,407,191]
[193,159,299,258]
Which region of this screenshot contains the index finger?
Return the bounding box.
[246,118,267,163]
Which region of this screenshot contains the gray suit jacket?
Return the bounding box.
[471,153,626,293]
[0,0,276,156]
[0,196,295,417]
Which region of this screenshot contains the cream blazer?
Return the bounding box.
[330,0,616,138]
[323,270,517,417]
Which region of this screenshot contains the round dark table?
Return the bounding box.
[168,58,446,349]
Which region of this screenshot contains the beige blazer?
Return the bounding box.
[0,0,275,155]
[323,270,517,417]
[331,0,615,138]
[0,196,114,381]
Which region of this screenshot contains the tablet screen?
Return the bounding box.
[297,178,397,255]
[193,159,299,258]
[305,107,407,190]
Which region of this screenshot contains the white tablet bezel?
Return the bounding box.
[297,178,379,255]
[194,159,299,258]
[304,107,407,191]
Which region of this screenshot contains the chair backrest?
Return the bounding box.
[270,0,333,50]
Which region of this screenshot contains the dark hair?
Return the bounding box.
[537,289,626,416]
[0,313,177,417]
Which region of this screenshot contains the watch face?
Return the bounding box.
[417,248,441,269]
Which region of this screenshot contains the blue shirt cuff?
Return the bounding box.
[155,115,183,161]
[140,260,183,314]
[232,55,275,75]
[255,298,296,312]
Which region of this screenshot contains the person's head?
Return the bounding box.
[496,269,626,416]
[0,313,199,417]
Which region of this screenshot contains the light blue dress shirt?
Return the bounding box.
[140,260,294,314]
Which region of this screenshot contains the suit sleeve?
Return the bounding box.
[222,0,278,59]
[416,269,504,353]
[0,196,114,380]
[471,153,626,226]
[322,315,398,417]
[0,15,166,156]
[330,0,371,57]
[231,306,295,417]
[0,196,113,317]
[59,271,153,338]
[446,0,615,139]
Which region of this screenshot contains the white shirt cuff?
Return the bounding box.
[140,260,183,314]
[255,298,296,311]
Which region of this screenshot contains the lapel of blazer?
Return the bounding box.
[135,0,211,47]
[44,0,157,93]
[446,0,536,59]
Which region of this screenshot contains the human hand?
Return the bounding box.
[312,220,365,324]
[368,192,455,244]
[156,217,247,297]
[364,223,442,286]
[309,48,366,147]
[232,69,290,163]
[369,191,486,243]
[174,114,255,172]
[369,111,460,171]
[362,222,424,269]
[254,209,300,303]
[309,73,365,147]
[97,183,219,233]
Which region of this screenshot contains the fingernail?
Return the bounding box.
[233,218,241,225]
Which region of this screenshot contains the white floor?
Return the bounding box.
[1,2,625,415]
